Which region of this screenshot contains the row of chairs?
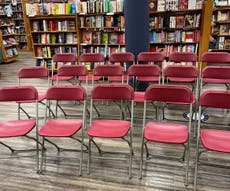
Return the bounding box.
[0,83,229,190]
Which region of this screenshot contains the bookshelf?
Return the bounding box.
[78,0,125,58]
[26,1,78,69]
[211,3,230,52]
[0,1,19,63]
[148,0,214,64]
[11,0,29,51]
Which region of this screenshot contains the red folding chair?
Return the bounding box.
[127,64,161,102]
[200,52,230,91]
[87,84,134,178]
[78,52,105,82]
[38,85,87,175]
[108,52,135,82]
[194,90,230,191]
[0,86,39,171]
[140,84,195,186]
[18,66,54,118]
[51,53,77,84]
[164,52,198,93]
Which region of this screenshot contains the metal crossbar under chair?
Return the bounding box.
[0,86,39,171]
[194,90,230,191]
[87,84,134,178]
[140,84,195,186]
[38,85,87,176]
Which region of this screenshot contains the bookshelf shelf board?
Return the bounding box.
[31,30,77,33]
[215,21,230,24]
[4,44,18,48]
[149,42,198,45]
[2,34,17,37]
[149,27,200,31]
[28,14,76,20]
[80,43,125,46]
[33,43,78,46]
[5,55,19,61]
[149,8,202,15]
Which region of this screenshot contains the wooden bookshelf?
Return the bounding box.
[78,0,125,59]
[0,2,19,63]
[149,0,213,66]
[26,0,79,69]
[211,4,230,53]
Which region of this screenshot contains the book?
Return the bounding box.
[102,32,109,44]
[157,0,165,11]
[82,30,92,44]
[179,0,188,10]
[219,24,230,35]
[92,31,101,44]
[109,32,118,44]
[176,16,185,28]
[184,14,194,28]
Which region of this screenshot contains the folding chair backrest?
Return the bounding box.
[18,66,49,79]
[202,66,230,79]
[169,52,197,63]
[0,86,38,102]
[93,64,123,77]
[57,65,88,77]
[109,52,135,63]
[91,84,134,101]
[128,64,161,77]
[137,52,164,64]
[201,52,230,63]
[52,53,77,63]
[199,90,230,109]
[164,65,198,78]
[145,84,194,105]
[79,53,104,63]
[46,85,86,101]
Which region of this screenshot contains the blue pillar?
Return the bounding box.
[124,0,149,91]
[124,0,149,58]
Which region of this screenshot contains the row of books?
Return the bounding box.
[2,37,17,46]
[35,45,78,58]
[5,47,18,57]
[33,33,77,44]
[81,30,125,45]
[78,0,124,14]
[149,0,203,12]
[149,44,198,57]
[26,3,77,16]
[11,3,22,11]
[149,30,200,43]
[79,15,125,28]
[216,10,230,22]
[32,20,76,32]
[149,14,201,29]
[214,0,230,6]
[217,36,230,49]
[1,26,15,35]
[0,4,12,16]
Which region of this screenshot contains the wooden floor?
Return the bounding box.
[0,52,229,191]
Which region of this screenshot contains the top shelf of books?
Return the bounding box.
[25,0,124,16]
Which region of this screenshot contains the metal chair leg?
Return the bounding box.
[87,137,92,175]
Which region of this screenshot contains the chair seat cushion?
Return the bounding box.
[201,129,230,153]
[168,77,195,83]
[144,122,188,144]
[134,92,145,102]
[39,119,82,137]
[87,119,131,138]
[203,78,230,84]
[0,120,36,138]
[137,76,160,82]
[51,74,74,81]
[79,75,101,81]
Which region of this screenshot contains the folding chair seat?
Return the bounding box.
[164,52,198,93]
[0,86,39,170]
[51,53,77,84]
[194,90,230,191]
[38,85,87,175]
[108,52,135,82]
[200,52,230,90]
[140,84,195,186]
[78,52,105,82]
[127,64,161,103]
[87,84,134,178]
[18,66,54,118]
